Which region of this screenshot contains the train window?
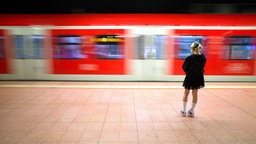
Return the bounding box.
[14,35,25,59]
[134,35,166,59]
[31,35,44,59]
[0,36,5,58]
[95,35,124,59]
[176,36,205,60]
[225,36,255,60]
[14,35,45,59]
[54,35,85,59]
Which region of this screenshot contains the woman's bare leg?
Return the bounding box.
[190,89,198,112]
[183,89,190,102]
[192,89,198,104]
[182,89,190,112]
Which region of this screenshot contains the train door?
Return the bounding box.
[8,27,47,80]
[130,27,169,81]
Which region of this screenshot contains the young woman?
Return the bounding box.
[180,41,206,117]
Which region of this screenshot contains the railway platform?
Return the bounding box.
[0,81,255,144]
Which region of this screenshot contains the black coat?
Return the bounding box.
[182,54,206,89]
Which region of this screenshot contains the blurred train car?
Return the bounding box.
[0,14,255,81]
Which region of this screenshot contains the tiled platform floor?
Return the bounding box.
[0,81,256,144]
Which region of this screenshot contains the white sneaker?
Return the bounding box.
[180,110,186,117]
[188,110,194,117]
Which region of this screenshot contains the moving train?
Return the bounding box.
[0,14,255,81]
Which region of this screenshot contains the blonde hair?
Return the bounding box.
[190,41,202,54]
